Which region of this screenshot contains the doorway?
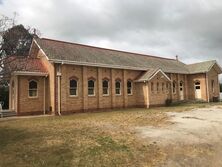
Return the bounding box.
[195,81,201,99]
[179,81,184,100]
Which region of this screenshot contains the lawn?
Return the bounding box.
[0,103,220,167]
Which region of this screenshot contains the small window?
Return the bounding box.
[151,82,154,92]
[157,82,159,92]
[166,83,169,94]
[88,80,95,96]
[127,80,133,95]
[29,80,38,97]
[70,79,78,96]
[103,80,109,95]
[173,81,176,94]
[162,83,165,92]
[211,80,215,93]
[115,80,121,95]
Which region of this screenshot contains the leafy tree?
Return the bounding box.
[220,83,222,92]
[1,24,34,56]
[0,13,40,109]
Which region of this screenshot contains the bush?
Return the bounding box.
[165,99,172,106]
[0,86,9,109]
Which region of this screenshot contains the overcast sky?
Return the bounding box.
[0,0,222,75]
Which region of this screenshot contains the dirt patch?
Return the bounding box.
[136,106,222,166]
[137,106,222,145]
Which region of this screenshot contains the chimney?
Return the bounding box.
[176,55,179,61]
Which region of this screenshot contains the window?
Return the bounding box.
[103,80,109,95]
[115,80,121,95]
[166,83,169,94]
[151,82,154,92]
[173,81,176,94]
[29,80,38,97]
[70,79,78,96]
[211,80,215,93]
[162,83,165,92]
[157,82,159,92]
[88,80,95,96]
[127,80,133,95]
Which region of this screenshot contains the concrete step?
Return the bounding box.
[0,111,17,118]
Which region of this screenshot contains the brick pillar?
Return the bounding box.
[146,82,150,108]
[111,69,115,108]
[170,73,173,100]
[185,75,188,100]
[82,66,88,110]
[97,67,102,109]
[123,70,128,108]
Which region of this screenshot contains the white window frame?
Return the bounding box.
[115,80,121,95]
[127,80,133,95]
[102,79,109,96]
[69,79,78,97]
[28,80,38,98]
[172,81,176,94]
[212,80,215,93]
[88,79,95,96]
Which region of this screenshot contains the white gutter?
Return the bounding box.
[43,77,46,115]
[206,73,210,102]
[13,71,48,76]
[50,59,148,71]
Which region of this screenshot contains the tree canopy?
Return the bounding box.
[1,24,34,57]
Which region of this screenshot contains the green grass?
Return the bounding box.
[0,102,221,167]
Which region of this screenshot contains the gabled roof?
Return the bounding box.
[187,60,222,74]
[34,38,190,74]
[8,56,48,76]
[135,68,171,82]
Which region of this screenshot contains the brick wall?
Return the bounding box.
[207,65,220,101]
[59,65,141,113]
[187,73,207,101]
[17,76,45,115]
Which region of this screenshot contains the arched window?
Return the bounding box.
[88,80,95,96]
[115,80,121,95]
[166,83,169,94]
[173,81,176,94]
[151,82,154,92]
[211,80,215,93]
[103,80,109,95]
[29,80,38,97]
[157,82,159,92]
[162,83,165,92]
[70,79,78,96]
[127,80,133,95]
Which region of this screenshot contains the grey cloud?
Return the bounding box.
[0,0,222,81]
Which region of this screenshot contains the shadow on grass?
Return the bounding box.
[0,127,74,167]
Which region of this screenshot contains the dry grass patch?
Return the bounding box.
[0,102,221,167]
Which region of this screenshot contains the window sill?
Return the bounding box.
[88,95,96,97]
[69,95,78,98]
[28,96,38,99]
[103,94,109,97]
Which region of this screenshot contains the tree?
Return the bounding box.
[220,83,222,92]
[0,13,40,109]
[0,14,40,83]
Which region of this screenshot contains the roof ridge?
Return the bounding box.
[40,37,176,61]
[187,60,216,66]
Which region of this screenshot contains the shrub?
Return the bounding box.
[165,99,172,106]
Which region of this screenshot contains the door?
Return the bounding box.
[179,82,184,100]
[195,81,201,99]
